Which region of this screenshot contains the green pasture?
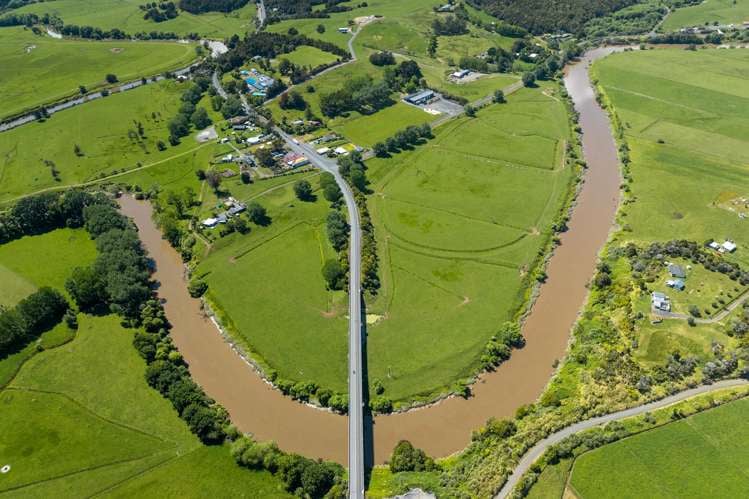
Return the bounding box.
[662,0,749,31]
[364,86,574,402]
[0,313,287,497]
[0,27,197,119]
[11,0,256,38]
[0,79,212,203]
[195,176,349,391]
[569,397,749,498]
[593,49,749,267]
[0,228,97,307]
[278,45,341,69]
[331,102,432,146]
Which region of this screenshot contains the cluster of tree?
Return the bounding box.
[319,172,342,206]
[389,440,437,473]
[168,75,212,144]
[264,0,356,21]
[319,75,392,118]
[319,60,422,118]
[231,436,346,497]
[372,123,432,158]
[583,1,667,38]
[646,32,704,44]
[140,1,179,23]
[0,12,43,27]
[479,322,525,371]
[278,56,342,85]
[178,0,248,14]
[326,210,349,254]
[369,51,396,66]
[338,153,380,295]
[0,190,109,244]
[268,369,348,412]
[466,0,638,34]
[293,179,314,201]
[278,90,307,110]
[432,15,468,36]
[217,31,349,74]
[151,186,199,260]
[0,288,68,356]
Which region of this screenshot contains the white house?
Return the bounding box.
[722,240,737,253]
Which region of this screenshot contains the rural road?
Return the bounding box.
[496,378,749,498]
[212,66,365,497]
[654,289,749,324]
[278,132,366,499]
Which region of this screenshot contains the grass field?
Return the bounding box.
[0,313,288,497]
[593,49,749,268]
[662,0,749,31]
[0,27,197,119]
[265,0,519,140]
[195,173,349,391]
[0,79,213,204]
[0,228,97,307]
[277,45,341,69]
[331,102,432,146]
[363,85,574,402]
[11,0,256,38]
[569,397,749,498]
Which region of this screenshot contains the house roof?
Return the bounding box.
[652,291,667,300]
[668,264,686,278]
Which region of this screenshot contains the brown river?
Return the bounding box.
[119,48,623,466]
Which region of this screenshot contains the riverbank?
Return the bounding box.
[117,46,624,465]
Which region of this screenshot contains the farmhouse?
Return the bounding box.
[334,146,348,156]
[451,69,471,80]
[283,152,310,169]
[722,240,737,253]
[316,146,331,155]
[651,291,671,312]
[405,89,435,105]
[668,263,686,279]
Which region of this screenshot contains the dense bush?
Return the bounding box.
[178,0,249,14]
[232,436,345,497]
[389,440,437,473]
[369,51,396,66]
[0,288,68,355]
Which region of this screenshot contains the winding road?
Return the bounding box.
[496,378,749,498]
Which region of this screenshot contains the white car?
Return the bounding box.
[292,138,299,145]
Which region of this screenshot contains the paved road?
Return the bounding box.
[257,0,267,27]
[278,133,365,499]
[496,378,749,498]
[653,289,749,324]
[213,68,365,497]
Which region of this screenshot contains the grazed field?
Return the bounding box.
[365,86,574,402]
[0,228,96,307]
[662,0,749,31]
[0,314,288,497]
[0,27,197,119]
[0,79,211,203]
[278,45,342,69]
[569,397,749,498]
[195,174,349,391]
[11,0,256,38]
[593,49,749,267]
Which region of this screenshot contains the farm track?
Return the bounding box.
[496,378,749,498]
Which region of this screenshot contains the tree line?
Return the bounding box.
[167,74,213,145]
[178,0,249,14]
[0,287,68,357]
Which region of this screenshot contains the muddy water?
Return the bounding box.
[369,48,623,462]
[118,196,348,462]
[120,48,623,466]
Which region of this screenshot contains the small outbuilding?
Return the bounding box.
[666,278,686,291]
[722,240,737,253]
[668,264,686,279]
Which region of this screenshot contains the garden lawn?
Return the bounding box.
[0,313,288,497]
[12,0,256,39]
[0,27,197,119]
[365,85,574,403]
[0,79,212,203]
[662,0,749,31]
[594,49,749,268]
[0,228,96,306]
[569,397,749,498]
[195,176,349,391]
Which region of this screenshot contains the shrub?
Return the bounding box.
[389,440,436,473]
[188,279,208,298]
